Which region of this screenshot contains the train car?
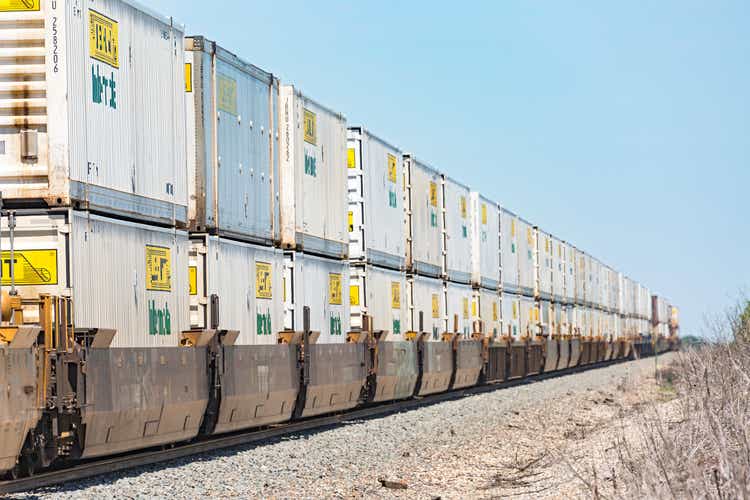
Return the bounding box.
[443,176,473,285]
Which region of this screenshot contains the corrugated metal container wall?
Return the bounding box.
[408,275,445,340]
[519,295,538,337]
[443,176,472,284]
[189,236,283,345]
[575,249,586,305]
[500,209,519,293]
[501,292,521,338]
[536,229,553,300]
[349,265,407,337]
[563,305,575,335]
[347,129,405,270]
[584,254,599,307]
[609,268,619,312]
[473,289,500,337]
[405,156,443,278]
[551,237,565,303]
[639,285,651,320]
[0,2,188,226]
[283,252,350,343]
[184,37,278,244]
[564,242,575,304]
[539,300,552,336]
[599,264,609,311]
[445,282,473,335]
[5,211,190,348]
[279,86,348,259]
[470,193,500,290]
[517,218,535,297]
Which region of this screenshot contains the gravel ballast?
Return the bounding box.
[16,354,676,499]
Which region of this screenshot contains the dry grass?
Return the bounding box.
[571,305,750,499]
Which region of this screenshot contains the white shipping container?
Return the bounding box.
[349,264,407,337]
[185,37,279,244]
[470,193,500,290]
[518,218,536,297]
[519,295,538,337]
[536,229,553,300]
[189,236,283,345]
[564,242,575,304]
[405,156,443,278]
[0,2,188,226]
[639,285,651,320]
[279,86,348,259]
[445,281,473,335]
[443,176,472,284]
[2,210,190,348]
[501,292,521,338]
[539,299,552,336]
[408,274,445,340]
[575,248,586,305]
[347,128,405,270]
[472,289,500,337]
[283,252,350,343]
[551,237,565,303]
[500,209,519,294]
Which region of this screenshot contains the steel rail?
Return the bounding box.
[0,356,641,495]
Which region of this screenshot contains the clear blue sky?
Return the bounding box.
[152,0,749,337]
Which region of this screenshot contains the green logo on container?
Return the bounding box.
[330,313,342,336]
[149,300,171,336]
[389,190,398,208]
[92,64,117,110]
[393,319,401,335]
[257,310,272,336]
[304,152,317,177]
[430,210,438,228]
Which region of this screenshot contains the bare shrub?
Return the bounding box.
[572,299,750,499]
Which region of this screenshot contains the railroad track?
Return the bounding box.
[0,357,635,496]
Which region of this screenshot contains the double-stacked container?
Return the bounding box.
[279,87,350,341]
[442,176,474,333]
[500,209,520,295]
[184,37,286,343]
[517,218,536,298]
[0,1,196,348]
[471,194,500,337]
[347,128,408,338]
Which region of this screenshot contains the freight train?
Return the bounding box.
[0,0,679,479]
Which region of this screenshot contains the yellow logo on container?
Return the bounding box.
[512,302,518,320]
[347,148,356,168]
[481,204,488,225]
[387,154,398,183]
[146,246,171,292]
[328,273,342,305]
[471,299,477,318]
[429,182,438,207]
[492,302,498,322]
[350,285,360,306]
[527,228,533,245]
[348,211,354,233]
[511,219,516,237]
[217,74,238,115]
[185,63,193,93]
[431,294,440,319]
[460,197,467,219]
[391,282,401,309]
[303,109,317,145]
[255,261,272,299]
[89,10,119,68]
[189,266,197,295]
[0,249,57,286]
[0,0,40,11]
